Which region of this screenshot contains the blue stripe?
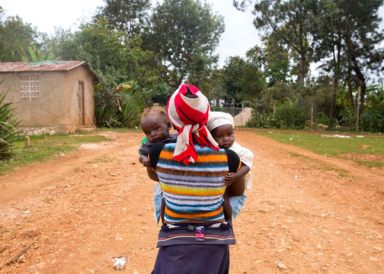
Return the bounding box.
[165,199,223,212]
[157,172,225,184]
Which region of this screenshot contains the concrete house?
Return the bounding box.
[0,61,96,134]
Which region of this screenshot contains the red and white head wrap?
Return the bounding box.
[166,84,219,164]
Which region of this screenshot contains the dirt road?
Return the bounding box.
[0,129,383,273]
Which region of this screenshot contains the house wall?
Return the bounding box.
[0,66,95,133]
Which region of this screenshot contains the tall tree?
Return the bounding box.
[338,0,383,131]
[263,32,290,85]
[235,0,315,86]
[312,0,384,130]
[311,0,345,128]
[95,0,151,35]
[144,0,224,87]
[0,14,37,61]
[222,56,265,104]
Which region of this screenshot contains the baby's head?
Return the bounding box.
[141,106,171,143]
[206,111,235,149]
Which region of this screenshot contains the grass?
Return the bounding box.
[0,132,110,174]
[253,128,384,168]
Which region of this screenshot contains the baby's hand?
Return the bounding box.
[224,172,239,186]
[139,155,150,167]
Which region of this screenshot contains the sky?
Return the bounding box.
[0,0,261,67]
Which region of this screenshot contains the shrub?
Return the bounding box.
[115,81,146,128]
[246,112,277,128]
[363,85,384,132]
[274,101,305,129]
[0,92,20,160]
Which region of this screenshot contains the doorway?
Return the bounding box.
[78,81,85,125]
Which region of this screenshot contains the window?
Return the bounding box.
[20,74,40,101]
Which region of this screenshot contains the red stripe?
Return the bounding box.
[174,93,209,125]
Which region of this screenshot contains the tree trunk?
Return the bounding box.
[346,62,355,110]
[328,40,341,129]
[328,79,337,129]
[345,34,366,131]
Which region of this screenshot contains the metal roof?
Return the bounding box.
[0,61,87,72]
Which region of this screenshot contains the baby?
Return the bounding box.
[139,106,176,166]
[207,111,254,219]
[139,106,176,222]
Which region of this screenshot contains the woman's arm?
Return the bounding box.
[146,167,159,181]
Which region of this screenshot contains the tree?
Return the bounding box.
[262,32,290,85]
[338,0,383,131]
[234,0,315,86]
[0,14,38,61]
[95,0,151,35]
[312,0,384,130]
[144,0,224,87]
[222,56,265,104]
[311,0,345,129]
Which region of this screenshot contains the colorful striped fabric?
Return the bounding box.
[157,143,229,224]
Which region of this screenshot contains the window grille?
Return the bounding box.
[20,74,40,101]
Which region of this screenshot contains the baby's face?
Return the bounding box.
[141,114,170,143]
[211,124,235,149]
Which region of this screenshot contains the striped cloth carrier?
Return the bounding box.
[156,143,229,224]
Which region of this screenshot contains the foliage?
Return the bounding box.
[363,85,384,132]
[243,0,314,85]
[0,92,20,160]
[246,113,276,128]
[144,0,224,87]
[115,81,147,128]
[311,0,384,130]
[95,0,151,35]
[221,56,265,104]
[274,100,305,129]
[94,80,148,128]
[94,86,121,128]
[263,33,290,85]
[0,15,38,61]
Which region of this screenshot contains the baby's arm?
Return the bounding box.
[139,154,150,167]
[139,141,151,167]
[224,163,250,197]
[224,163,250,186]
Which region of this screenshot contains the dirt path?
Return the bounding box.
[0,129,383,273]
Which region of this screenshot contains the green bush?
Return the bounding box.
[315,112,329,126]
[0,92,20,160]
[363,86,384,132]
[94,87,121,128]
[94,81,147,128]
[274,101,305,129]
[115,81,146,128]
[246,112,277,128]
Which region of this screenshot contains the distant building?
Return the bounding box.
[0,61,96,134]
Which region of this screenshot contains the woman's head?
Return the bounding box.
[206,111,235,149]
[166,84,210,130]
[141,106,171,143]
[166,84,219,164]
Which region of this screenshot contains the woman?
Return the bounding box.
[147,84,244,274]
